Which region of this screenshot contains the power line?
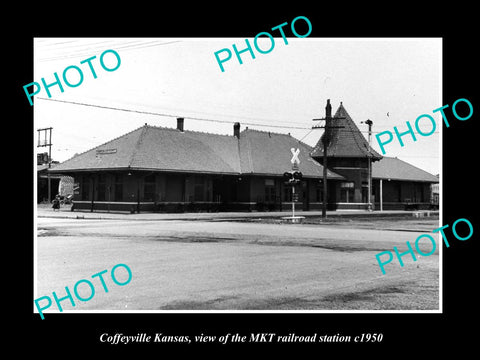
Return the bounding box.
[396,155,439,158]
[36,97,442,135]
[298,128,315,142]
[36,97,312,130]
[36,40,182,62]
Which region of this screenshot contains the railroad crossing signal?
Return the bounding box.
[290,148,300,165]
[283,170,303,185]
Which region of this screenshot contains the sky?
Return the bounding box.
[33,37,442,175]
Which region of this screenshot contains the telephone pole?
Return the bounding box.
[361,119,373,211]
[312,100,345,218]
[37,127,53,202]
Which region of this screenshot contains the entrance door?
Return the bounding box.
[212,176,226,203]
[362,186,368,203]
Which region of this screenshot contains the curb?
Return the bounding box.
[37,210,439,222]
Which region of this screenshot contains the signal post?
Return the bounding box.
[282,148,304,223]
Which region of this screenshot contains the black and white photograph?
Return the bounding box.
[17,8,478,353]
[34,36,442,315]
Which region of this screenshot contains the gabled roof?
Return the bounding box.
[51,124,344,179]
[239,128,344,179]
[372,157,439,183]
[130,125,242,174]
[311,103,383,160]
[52,125,241,174]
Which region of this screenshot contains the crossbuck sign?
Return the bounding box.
[290,148,300,165]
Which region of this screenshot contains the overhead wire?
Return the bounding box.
[37,97,440,165]
[36,97,441,136]
[34,40,440,135]
[36,97,312,130]
[36,39,182,62]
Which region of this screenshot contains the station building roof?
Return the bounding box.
[51,124,344,180]
[51,116,438,184]
[372,156,439,183]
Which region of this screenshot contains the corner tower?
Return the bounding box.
[311,102,382,206]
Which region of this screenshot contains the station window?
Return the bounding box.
[114,173,123,201]
[265,186,276,203]
[194,176,205,202]
[81,175,90,201]
[97,174,106,201]
[316,187,323,202]
[144,174,156,201]
[340,181,355,203]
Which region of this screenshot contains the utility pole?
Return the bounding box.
[37,127,53,203]
[312,100,345,218]
[361,119,373,211]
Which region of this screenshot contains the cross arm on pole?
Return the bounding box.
[311,116,346,130]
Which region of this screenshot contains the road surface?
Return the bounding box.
[35,217,440,314]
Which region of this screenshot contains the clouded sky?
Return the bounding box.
[34,37,441,175]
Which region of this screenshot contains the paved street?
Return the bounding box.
[35,216,440,313]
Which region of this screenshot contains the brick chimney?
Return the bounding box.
[177,117,184,132]
[234,122,240,138]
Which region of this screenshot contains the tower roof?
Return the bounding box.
[311,103,383,160]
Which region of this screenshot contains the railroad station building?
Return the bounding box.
[49,102,439,213]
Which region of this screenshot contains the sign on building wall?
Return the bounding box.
[58,176,75,196]
[340,182,355,189]
[96,149,117,155]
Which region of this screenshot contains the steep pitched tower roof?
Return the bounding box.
[311,102,383,161]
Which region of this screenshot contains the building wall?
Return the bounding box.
[430,182,439,207]
[37,175,60,203]
[67,170,435,213]
[373,179,433,210]
[72,171,258,212]
[236,177,251,203]
[249,176,281,211]
[71,171,332,213]
[280,179,334,211]
[315,157,442,210]
[253,177,319,212]
[327,158,370,204]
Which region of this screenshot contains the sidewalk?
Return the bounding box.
[36,204,439,221]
